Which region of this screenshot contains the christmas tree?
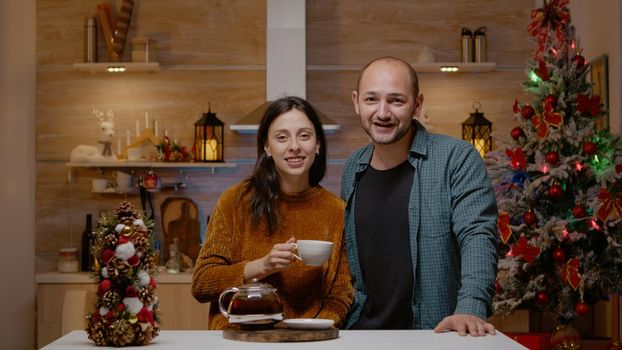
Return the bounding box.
[486,0,622,324]
[86,201,160,346]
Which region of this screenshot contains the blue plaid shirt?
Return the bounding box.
[341,121,498,329]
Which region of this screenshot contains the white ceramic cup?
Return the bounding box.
[115,171,133,189]
[294,240,334,266]
[127,147,142,161]
[91,178,108,192]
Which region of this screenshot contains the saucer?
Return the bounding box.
[283,318,334,330]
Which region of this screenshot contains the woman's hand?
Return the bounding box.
[244,237,297,282]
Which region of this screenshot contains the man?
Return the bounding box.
[341,56,498,336]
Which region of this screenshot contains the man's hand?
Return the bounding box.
[433,314,496,336]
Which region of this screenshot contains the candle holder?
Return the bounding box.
[194,104,224,162]
[462,102,492,157]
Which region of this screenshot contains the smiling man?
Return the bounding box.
[341,57,499,336]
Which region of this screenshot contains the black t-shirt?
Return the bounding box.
[351,160,415,329]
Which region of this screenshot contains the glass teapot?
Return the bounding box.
[218,278,284,328]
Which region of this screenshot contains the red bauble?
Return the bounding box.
[511,127,524,140]
[552,248,566,263]
[583,141,597,155]
[572,204,586,218]
[495,280,502,294]
[616,164,622,173]
[523,211,538,226]
[572,55,586,68]
[545,95,557,107]
[545,151,560,165]
[575,302,590,316]
[520,105,535,119]
[536,291,550,305]
[548,184,564,199]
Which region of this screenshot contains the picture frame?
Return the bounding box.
[590,54,609,130]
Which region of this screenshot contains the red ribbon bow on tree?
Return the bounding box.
[498,212,512,244]
[560,257,581,290]
[510,236,540,263]
[506,147,527,171]
[527,0,571,59]
[531,99,563,138]
[577,93,601,117]
[596,188,622,222]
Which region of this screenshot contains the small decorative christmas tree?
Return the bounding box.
[86,201,160,346]
[486,0,622,326]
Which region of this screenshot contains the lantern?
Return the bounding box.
[462,102,492,157]
[194,104,224,162]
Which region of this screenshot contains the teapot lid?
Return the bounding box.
[237,278,277,293]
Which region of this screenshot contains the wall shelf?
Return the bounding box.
[307,62,496,73]
[72,62,161,73]
[65,161,237,181]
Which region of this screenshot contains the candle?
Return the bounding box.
[474,138,485,157]
[164,129,168,137]
[136,120,140,137]
[201,139,218,161]
[145,112,149,130]
[126,129,130,147]
[154,120,159,137]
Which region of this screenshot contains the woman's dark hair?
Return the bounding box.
[243,96,327,233]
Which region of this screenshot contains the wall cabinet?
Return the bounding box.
[36,272,210,348]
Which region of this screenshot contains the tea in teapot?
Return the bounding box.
[218,279,284,329]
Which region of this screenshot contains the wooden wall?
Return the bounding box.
[36,0,533,271]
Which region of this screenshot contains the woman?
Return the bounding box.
[191,96,353,329]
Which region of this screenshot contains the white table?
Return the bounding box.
[41,330,527,349]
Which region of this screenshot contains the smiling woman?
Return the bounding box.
[191,96,353,330]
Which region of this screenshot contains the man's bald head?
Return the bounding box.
[356,56,420,98]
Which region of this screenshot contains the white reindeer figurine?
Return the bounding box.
[69,109,117,162]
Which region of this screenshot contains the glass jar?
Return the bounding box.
[57,247,79,273]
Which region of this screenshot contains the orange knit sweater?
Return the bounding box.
[191,183,353,329]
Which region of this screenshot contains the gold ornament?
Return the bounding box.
[129,315,138,324]
[121,225,133,237]
[551,324,582,350]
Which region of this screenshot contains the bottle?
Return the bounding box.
[473,26,487,63]
[84,17,97,63]
[81,214,92,271]
[461,27,473,63]
[166,240,181,274]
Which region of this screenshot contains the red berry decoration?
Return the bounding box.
[583,141,597,155]
[575,302,590,316]
[552,248,566,263]
[548,184,564,199]
[572,55,586,68]
[536,291,550,305]
[511,127,524,140]
[523,211,537,226]
[495,280,502,294]
[545,151,560,165]
[545,95,557,107]
[520,105,535,119]
[572,204,586,218]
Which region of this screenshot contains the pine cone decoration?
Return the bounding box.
[115,201,138,223]
[110,319,136,347]
[104,233,118,247]
[102,290,121,308]
[141,255,157,271]
[138,287,155,305]
[133,236,149,254]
